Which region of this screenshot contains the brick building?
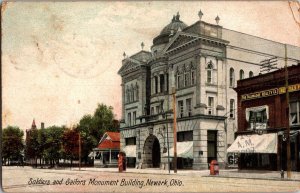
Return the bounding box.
[229,64,300,171]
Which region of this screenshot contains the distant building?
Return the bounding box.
[229,64,300,171]
[118,11,300,170]
[90,132,120,167]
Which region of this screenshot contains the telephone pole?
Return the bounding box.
[284,44,291,178]
[79,132,81,171]
[172,87,177,173]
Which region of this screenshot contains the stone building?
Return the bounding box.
[118,11,300,170]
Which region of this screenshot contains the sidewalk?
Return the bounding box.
[75,167,300,181]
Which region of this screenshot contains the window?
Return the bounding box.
[230,99,235,118]
[177,73,183,89]
[249,71,254,78]
[127,113,131,126]
[178,100,184,118]
[186,98,192,116]
[156,105,160,114]
[207,62,213,84]
[229,68,235,87]
[177,131,193,142]
[133,111,136,125]
[207,130,217,163]
[240,69,244,80]
[135,83,139,100]
[290,101,300,125]
[191,70,195,85]
[166,73,169,92]
[208,97,214,115]
[125,137,136,145]
[184,71,190,87]
[160,74,165,93]
[246,106,268,130]
[151,107,154,115]
[154,76,158,94]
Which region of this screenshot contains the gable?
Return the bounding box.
[162,32,199,54]
[118,58,143,75]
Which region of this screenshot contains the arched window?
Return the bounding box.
[135,83,139,100]
[154,76,158,94]
[131,84,134,101]
[240,69,244,80]
[191,63,196,85]
[249,71,254,78]
[184,71,190,87]
[177,72,183,89]
[207,62,213,84]
[229,68,235,87]
[126,88,129,103]
[230,99,235,118]
[160,74,165,93]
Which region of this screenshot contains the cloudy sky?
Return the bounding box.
[2,1,300,130]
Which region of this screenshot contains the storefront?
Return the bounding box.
[229,64,300,171]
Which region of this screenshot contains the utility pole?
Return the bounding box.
[172,87,177,173]
[79,132,81,171]
[284,44,291,178]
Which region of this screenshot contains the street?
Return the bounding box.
[2,166,300,192]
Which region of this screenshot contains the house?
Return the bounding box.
[90,132,120,167]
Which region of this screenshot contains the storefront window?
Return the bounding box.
[246,105,269,130]
[290,101,300,125]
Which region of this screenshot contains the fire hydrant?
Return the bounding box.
[280,170,284,179]
[210,160,219,175]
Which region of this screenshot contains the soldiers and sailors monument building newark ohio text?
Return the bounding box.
[117,11,300,170]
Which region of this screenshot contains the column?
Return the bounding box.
[121,83,125,120]
[109,149,111,164]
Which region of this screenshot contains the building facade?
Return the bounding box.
[229,64,300,171]
[118,12,300,170]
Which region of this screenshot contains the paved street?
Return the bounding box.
[2,166,300,192]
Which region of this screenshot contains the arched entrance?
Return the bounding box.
[143,135,161,168]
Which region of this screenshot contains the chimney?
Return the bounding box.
[41,122,45,129]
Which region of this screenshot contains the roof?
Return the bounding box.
[97,132,120,150]
[97,140,120,150]
[105,132,120,142]
[160,13,187,36]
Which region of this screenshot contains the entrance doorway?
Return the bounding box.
[143,135,161,168]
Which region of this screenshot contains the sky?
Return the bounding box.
[2,1,300,131]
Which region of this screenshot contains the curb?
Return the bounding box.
[203,175,300,182]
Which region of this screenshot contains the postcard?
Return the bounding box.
[2,1,300,192]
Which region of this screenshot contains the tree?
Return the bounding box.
[62,128,79,166]
[2,126,24,165]
[43,126,65,167]
[37,128,47,166]
[77,103,119,163]
[25,126,39,166]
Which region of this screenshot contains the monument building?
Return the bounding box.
[118,11,300,169]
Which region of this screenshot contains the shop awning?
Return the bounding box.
[123,145,136,157]
[163,141,193,159]
[227,133,277,154]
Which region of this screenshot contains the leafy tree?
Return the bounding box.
[25,126,39,166]
[43,126,65,167]
[37,128,47,166]
[62,128,79,166]
[77,103,119,163]
[2,126,24,165]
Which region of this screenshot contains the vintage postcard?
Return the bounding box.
[1,1,300,192]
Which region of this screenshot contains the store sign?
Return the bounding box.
[241,83,300,101]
